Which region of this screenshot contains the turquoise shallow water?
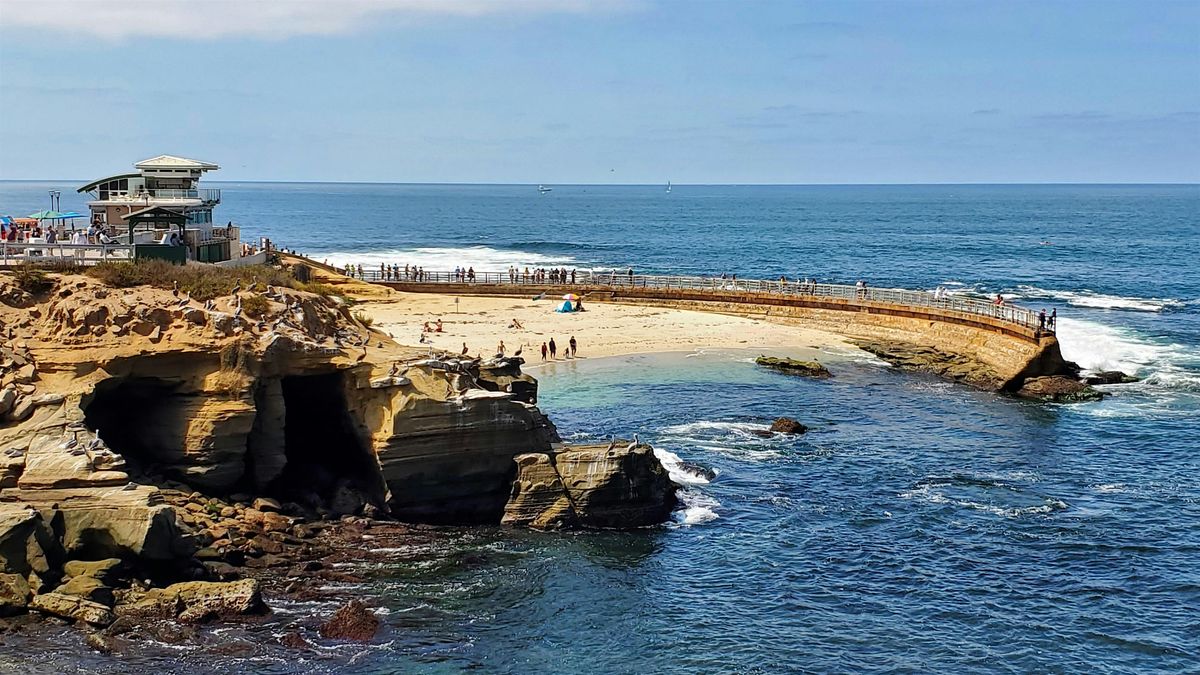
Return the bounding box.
[0,183,1197,672]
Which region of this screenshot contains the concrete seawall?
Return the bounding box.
[375,281,1070,390]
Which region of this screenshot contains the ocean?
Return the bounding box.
[1,182,1197,673]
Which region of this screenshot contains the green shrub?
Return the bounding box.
[353,311,374,328]
[12,264,53,295]
[85,261,331,301]
[241,294,270,319]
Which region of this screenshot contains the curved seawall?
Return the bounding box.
[366,275,1071,391]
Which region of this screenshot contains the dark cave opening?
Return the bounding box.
[270,372,384,511]
[82,377,182,476]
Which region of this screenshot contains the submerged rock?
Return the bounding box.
[318,599,379,642]
[1016,376,1105,403]
[1083,370,1140,385]
[769,417,808,434]
[754,356,832,378]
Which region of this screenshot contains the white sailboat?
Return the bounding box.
[666,180,672,193]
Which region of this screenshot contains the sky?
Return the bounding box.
[0,0,1197,183]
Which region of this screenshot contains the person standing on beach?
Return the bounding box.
[569,336,577,357]
[548,338,557,359]
[497,340,506,357]
[541,342,548,361]
[1050,308,1057,329]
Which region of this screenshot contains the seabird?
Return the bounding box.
[205,299,215,311]
[388,363,399,377]
[461,343,469,355]
[626,433,639,451]
[178,296,190,308]
[247,281,258,292]
[172,281,179,297]
[121,482,138,491]
[606,436,617,451]
[513,346,523,357]
[70,448,86,456]
[60,438,78,450]
[233,307,243,319]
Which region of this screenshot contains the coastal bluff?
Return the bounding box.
[0,264,676,629]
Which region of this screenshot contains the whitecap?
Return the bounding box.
[1055,317,1198,379]
[673,489,720,526]
[1015,285,1185,313]
[320,245,579,272]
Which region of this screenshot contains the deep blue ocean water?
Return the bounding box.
[1,182,1197,673]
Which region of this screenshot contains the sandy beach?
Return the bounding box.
[357,291,850,362]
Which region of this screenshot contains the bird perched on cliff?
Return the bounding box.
[247,281,258,293]
[230,281,241,295]
[388,362,399,377]
[626,433,639,451]
[204,299,215,311]
[4,448,24,458]
[513,346,523,357]
[461,343,469,356]
[606,436,617,451]
[266,284,277,297]
[172,280,179,297]
[177,295,190,309]
[233,307,243,319]
[60,437,78,450]
[121,482,138,491]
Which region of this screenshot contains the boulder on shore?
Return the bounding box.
[769,417,808,434]
[119,578,266,623]
[1016,376,1104,403]
[0,572,32,616]
[319,599,380,641]
[29,592,115,626]
[754,356,831,378]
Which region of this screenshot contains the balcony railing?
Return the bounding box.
[96,188,221,202]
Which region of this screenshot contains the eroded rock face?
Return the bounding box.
[120,578,266,623]
[1016,376,1104,403]
[754,356,832,378]
[30,591,115,626]
[854,340,1008,390]
[0,572,32,616]
[502,442,678,530]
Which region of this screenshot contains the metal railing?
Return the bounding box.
[1,241,136,266]
[96,188,221,202]
[339,267,1049,333]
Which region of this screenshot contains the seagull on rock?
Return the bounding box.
[626,433,639,451]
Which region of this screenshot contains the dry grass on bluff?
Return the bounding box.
[83,260,339,301]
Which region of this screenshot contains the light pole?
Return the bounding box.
[48,190,60,211]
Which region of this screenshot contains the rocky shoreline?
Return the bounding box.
[0,262,679,649]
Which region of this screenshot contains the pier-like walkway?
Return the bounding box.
[347,268,1052,344]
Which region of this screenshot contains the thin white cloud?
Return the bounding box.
[0,0,624,40]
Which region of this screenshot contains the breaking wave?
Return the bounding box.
[657,420,786,461]
[1014,285,1186,313]
[318,245,578,272]
[898,472,1069,519]
[1055,317,1200,389]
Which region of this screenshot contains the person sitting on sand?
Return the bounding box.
[435,319,443,332]
[423,321,433,333]
[509,318,524,329]
[574,298,584,311]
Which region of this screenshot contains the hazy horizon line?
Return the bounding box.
[2,179,1197,187]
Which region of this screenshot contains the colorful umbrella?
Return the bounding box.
[562,293,579,301]
[26,210,64,220]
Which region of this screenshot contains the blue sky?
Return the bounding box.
[1,0,1197,183]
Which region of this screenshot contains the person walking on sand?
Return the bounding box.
[548,338,557,359]
[569,336,577,357]
[541,342,548,361]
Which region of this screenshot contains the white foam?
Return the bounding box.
[653,447,715,485]
[1015,285,1185,313]
[674,488,720,526]
[1055,317,1192,377]
[319,245,578,272]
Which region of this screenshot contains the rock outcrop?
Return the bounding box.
[754,356,832,378]
[1015,376,1105,403]
[769,417,808,434]
[319,599,380,641]
[502,442,677,530]
[119,578,266,623]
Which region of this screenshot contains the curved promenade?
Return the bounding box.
[353,269,1053,343]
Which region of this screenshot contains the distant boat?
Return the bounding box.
[666,181,672,193]
[538,185,553,194]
